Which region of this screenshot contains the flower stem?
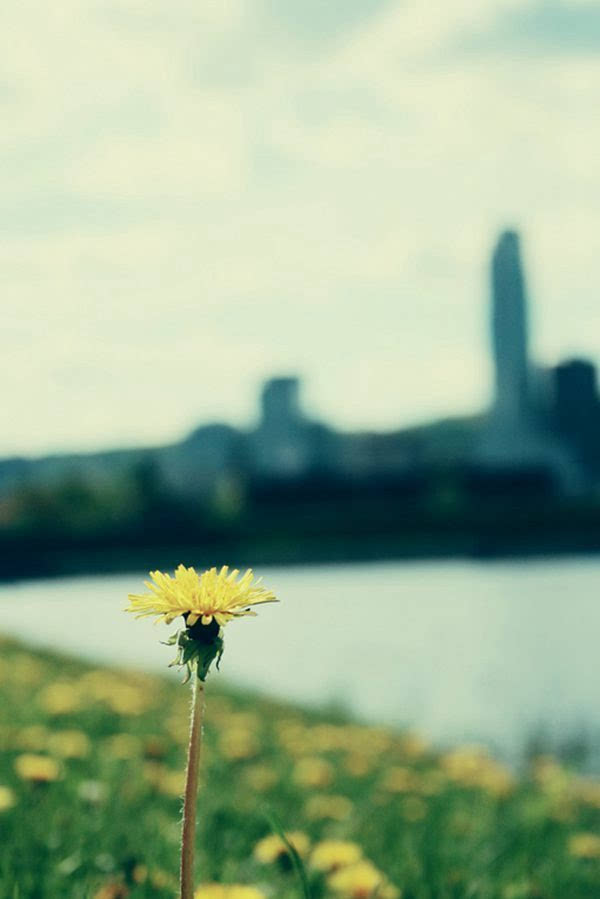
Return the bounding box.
[180,674,205,899]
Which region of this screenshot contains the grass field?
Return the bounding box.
[1,635,600,898]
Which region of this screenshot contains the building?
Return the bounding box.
[491,230,530,425]
[476,230,581,490]
[247,377,315,478]
[552,359,600,478]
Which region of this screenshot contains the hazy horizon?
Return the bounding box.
[4,0,600,456]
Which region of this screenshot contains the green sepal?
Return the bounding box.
[164,626,224,682]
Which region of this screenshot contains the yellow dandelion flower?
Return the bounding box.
[127,564,277,628]
[328,860,400,898]
[39,681,82,715]
[0,786,17,812]
[441,746,514,797]
[344,752,371,777]
[143,762,186,798]
[92,884,129,899]
[194,887,266,899]
[48,729,91,759]
[568,832,600,859]
[310,840,363,873]
[574,777,600,809]
[305,794,353,821]
[15,753,61,783]
[381,766,420,794]
[220,726,260,761]
[253,831,311,864]
[293,756,334,789]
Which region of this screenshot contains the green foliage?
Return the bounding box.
[0,637,600,898]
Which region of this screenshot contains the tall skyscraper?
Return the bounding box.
[491,230,530,422]
[476,229,581,490]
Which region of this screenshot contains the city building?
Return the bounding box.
[1,229,600,501]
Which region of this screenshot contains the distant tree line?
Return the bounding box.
[3,460,600,579]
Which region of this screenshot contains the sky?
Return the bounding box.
[2,0,600,456]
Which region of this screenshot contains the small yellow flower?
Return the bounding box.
[194,887,266,899]
[575,777,600,808]
[0,786,16,812]
[253,831,310,864]
[48,729,91,759]
[568,832,600,859]
[39,681,82,715]
[441,746,514,797]
[310,840,363,873]
[327,860,400,898]
[143,762,186,798]
[305,794,353,821]
[15,753,61,783]
[380,766,419,793]
[127,564,277,627]
[344,753,371,777]
[220,727,260,761]
[293,756,334,789]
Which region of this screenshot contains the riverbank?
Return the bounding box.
[1,636,600,897]
[2,560,600,770]
[4,527,600,583]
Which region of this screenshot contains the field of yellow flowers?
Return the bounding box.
[1,634,600,898]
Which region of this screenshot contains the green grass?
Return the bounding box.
[0,635,599,898]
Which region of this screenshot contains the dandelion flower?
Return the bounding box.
[327,860,400,898]
[126,563,277,899]
[305,794,353,821]
[569,832,600,859]
[127,564,277,628]
[310,840,363,873]
[48,729,91,759]
[194,887,267,899]
[293,756,334,789]
[15,753,60,783]
[0,786,16,812]
[253,831,311,864]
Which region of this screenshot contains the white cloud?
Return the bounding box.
[2,0,600,454]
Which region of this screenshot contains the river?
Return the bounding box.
[1,558,599,765]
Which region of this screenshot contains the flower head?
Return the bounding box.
[126,564,277,680]
[569,832,600,859]
[253,831,311,865]
[310,840,363,873]
[327,860,400,898]
[194,887,266,899]
[127,564,277,628]
[14,753,61,783]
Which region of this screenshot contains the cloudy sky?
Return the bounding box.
[3,0,599,456]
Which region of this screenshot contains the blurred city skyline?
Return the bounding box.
[3,0,600,457]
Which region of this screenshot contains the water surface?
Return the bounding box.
[1,559,599,763]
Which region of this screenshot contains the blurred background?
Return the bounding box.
[2,0,600,764]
